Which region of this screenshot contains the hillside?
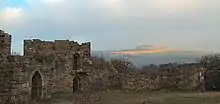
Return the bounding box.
[91,45,210,67]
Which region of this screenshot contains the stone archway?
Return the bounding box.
[73,76,81,92]
[31,71,43,101]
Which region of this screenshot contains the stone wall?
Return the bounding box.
[122,73,160,91]
[0,30,91,104]
[84,58,205,92]
[23,39,90,57]
[0,30,13,104]
[0,30,11,54]
[121,63,204,91]
[0,62,13,104]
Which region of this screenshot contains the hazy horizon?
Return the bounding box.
[1,0,220,53]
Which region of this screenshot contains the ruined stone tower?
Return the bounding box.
[0,29,92,104]
[0,30,11,62]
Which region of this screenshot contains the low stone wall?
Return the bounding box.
[85,70,204,92]
[121,69,203,92]
[122,74,160,91]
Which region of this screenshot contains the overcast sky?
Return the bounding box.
[0,0,220,53]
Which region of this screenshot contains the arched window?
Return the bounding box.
[73,53,80,71]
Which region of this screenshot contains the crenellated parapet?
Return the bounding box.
[0,29,11,61]
[23,39,91,56]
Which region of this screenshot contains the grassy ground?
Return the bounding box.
[40,91,220,104]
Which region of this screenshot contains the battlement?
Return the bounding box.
[24,39,91,57]
[0,30,10,36]
[0,30,10,37]
[0,30,11,58]
[24,39,90,46]
[0,30,5,34]
[0,29,91,58]
[0,29,91,59]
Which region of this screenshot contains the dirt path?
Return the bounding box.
[40,91,220,104]
[40,100,73,104]
[50,101,72,104]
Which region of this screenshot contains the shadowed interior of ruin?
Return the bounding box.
[205,72,220,91]
[31,71,42,101]
[73,76,81,92]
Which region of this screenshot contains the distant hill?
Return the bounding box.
[91,45,210,67]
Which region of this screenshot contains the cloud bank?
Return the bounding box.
[0,0,220,53]
[111,45,175,55]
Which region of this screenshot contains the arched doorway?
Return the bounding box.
[31,71,43,101]
[73,76,81,92]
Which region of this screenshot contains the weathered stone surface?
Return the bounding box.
[85,58,205,92]
[0,30,91,104]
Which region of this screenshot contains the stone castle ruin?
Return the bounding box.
[1,29,220,104]
[0,30,92,103]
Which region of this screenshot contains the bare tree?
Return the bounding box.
[110,58,135,75]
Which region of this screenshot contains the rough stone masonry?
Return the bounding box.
[0,30,92,104]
